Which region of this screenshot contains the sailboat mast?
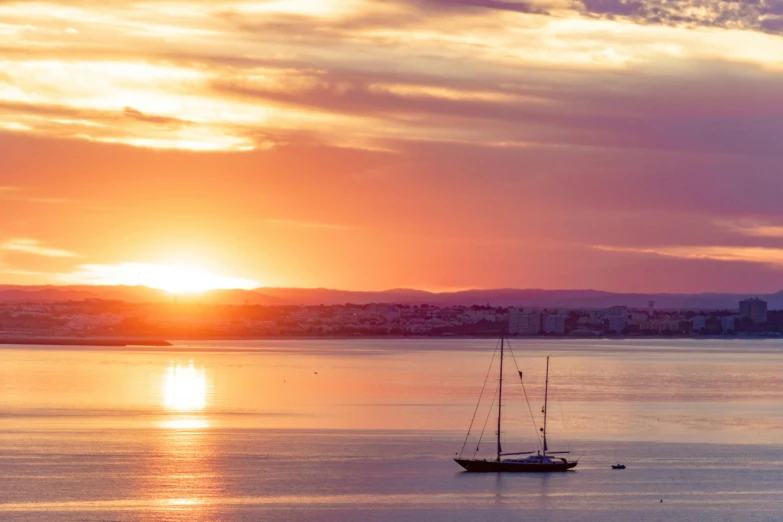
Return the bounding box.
[542,356,549,454]
[496,335,504,462]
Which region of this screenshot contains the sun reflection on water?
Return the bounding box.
[162,497,203,506]
[163,362,207,412]
[160,418,211,430]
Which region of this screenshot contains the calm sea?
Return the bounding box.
[2,338,783,521]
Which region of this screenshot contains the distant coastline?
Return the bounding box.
[9,333,783,344]
[171,333,777,341]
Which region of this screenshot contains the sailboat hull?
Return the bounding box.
[454,458,577,473]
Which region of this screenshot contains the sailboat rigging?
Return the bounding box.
[454,334,578,472]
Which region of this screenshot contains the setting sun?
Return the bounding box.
[163,362,207,412]
[63,262,259,294]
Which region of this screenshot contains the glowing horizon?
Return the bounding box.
[62,262,260,294]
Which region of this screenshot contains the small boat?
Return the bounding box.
[612,464,626,470]
[454,335,578,473]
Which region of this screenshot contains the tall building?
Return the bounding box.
[692,316,707,331]
[542,313,566,334]
[508,308,542,335]
[721,316,736,333]
[508,308,521,334]
[739,298,767,324]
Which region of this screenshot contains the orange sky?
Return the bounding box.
[3,0,783,293]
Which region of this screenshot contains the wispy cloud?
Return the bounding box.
[716,220,783,238]
[2,239,79,258]
[594,244,783,266]
[743,226,783,238]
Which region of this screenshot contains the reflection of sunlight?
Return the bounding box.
[163,498,202,506]
[164,362,207,411]
[148,424,220,516]
[160,418,210,429]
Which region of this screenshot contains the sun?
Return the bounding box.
[163,362,207,412]
[64,261,259,294]
[135,263,257,294]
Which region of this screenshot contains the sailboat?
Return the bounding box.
[454,335,578,472]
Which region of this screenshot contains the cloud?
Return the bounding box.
[4,0,783,154]
[740,226,783,238]
[411,0,552,14]
[594,244,783,266]
[715,220,783,239]
[578,0,783,36]
[0,98,250,150]
[122,107,193,128]
[2,239,79,257]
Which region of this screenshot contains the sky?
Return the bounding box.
[2,0,783,293]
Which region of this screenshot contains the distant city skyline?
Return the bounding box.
[0,296,775,339]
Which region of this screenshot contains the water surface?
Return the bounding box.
[2,338,782,520]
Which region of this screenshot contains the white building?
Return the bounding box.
[509,308,541,335]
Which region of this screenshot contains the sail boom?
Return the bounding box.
[500,451,536,456]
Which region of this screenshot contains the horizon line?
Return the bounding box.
[0,283,778,297]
